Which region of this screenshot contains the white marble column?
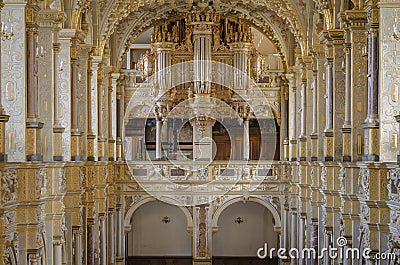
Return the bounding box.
[108,212,115,265]
[53,240,63,265]
[88,56,101,161]
[342,42,352,162]
[298,68,308,161]
[286,73,297,161]
[310,62,319,161]
[323,59,334,161]
[155,118,162,160]
[26,22,44,162]
[57,29,75,161]
[298,216,306,265]
[243,117,250,161]
[99,215,107,265]
[290,211,298,265]
[281,82,289,160]
[73,230,82,265]
[108,73,119,161]
[363,26,379,161]
[116,207,123,259]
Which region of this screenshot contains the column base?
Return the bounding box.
[71,130,81,161]
[298,136,307,160]
[341,156,352,162]
[98,137,107,161]
[362,154,379,162]
[323,131,334,161]
[71,156,82,161]
[193,259,212,265]
[87,133,96,161]
[289,139,297,162]
[53,125,65,161]
[0,154,7,162]
[0,115,9,162]
[283,139,289,161]
[322,156,334,162]
[53,156,63,161]
[26,121,44,162]
[108,138,116,161]
[26,155,43,161]
[310,134,318,160]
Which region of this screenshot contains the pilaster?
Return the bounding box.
[378,1,400,162]
[36,10,63,162]
[193,204,212,265]
[342,11,368,162]
[1,1,26,162]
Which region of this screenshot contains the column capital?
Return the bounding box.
[36,9,65,27]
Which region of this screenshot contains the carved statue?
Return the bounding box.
[185,27,192,47]
[213,26,221,47]
[172,25,179,43]
[198,223,207,256]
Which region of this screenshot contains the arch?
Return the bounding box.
[212,196,281,231]
[114,9,292,70]
[98,0,306,57]
[124,196,193,233]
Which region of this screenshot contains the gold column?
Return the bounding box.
[298,62,309,161]
[116,84,124,161]
[70,48,82,161]
[86,53,96,161]
[309,58,319,161]
[362,4,380,161]
[319,31,335,161]
[52,39,64,161]
[286,73,297,161]
[108,73,120,161]
[396,114,400,162]
[97,66,107,161]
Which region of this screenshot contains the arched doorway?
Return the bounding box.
[212,201,279,265]
[126,200,192,265]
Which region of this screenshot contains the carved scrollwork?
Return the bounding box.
[388,168,400,202]
[0,169,17,205]
[358,168,369,199]
[320,166,327,189]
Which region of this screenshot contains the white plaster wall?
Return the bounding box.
[212,201,278,257]
[379,6,400,161]
[128,201,192,256]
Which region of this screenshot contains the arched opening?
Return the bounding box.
[212,201,279,265]
[126,200,192,265]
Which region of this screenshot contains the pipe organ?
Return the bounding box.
[128,10,283,161]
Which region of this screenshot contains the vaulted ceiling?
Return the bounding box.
[92,0,311,67]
